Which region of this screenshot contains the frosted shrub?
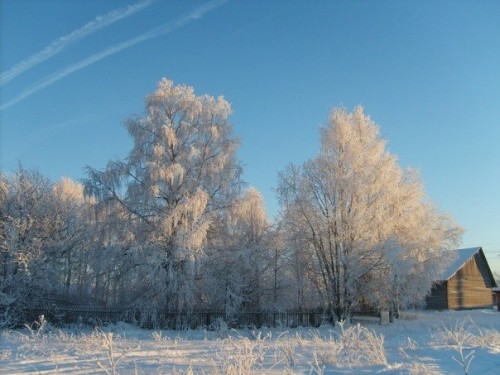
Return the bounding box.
[152,330,168,342]
[24,315,48,338]
[472,328,500,350]
[462,318,500,350]
[96,329,133,375]
[315,322,387,368]
[212,337,257,375]
[434,317,500,351]
[433,319,476,375]
[337,323,387,366]
[276,337,297,367]
[397,337,443,374]
[398,337,418,360]
[309,353,325,375]
[76,328,105,355]
[249,330,270,367]
[211,317,229,338]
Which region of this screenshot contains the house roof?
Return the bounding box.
[440,247,482,281]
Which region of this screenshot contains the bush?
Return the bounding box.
[315,322,387,368]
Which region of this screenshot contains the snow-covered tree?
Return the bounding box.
[201,187,272,318]
[50,177,95,296]
[227,187,270,311]
[276,217,322,311]
[262,222,293,310]
[0,174,9,318]
[0,169,105,326]
[0,168,58,325]
[86,78,241,312]
[278,107,462,321]
[373,202,462,317]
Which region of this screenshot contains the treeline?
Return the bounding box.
[0,79,462,327]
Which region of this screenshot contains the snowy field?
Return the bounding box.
[1,310,499,374]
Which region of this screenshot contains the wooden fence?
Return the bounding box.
[24,306,132,327]
[24,307,328,329]
[24,307,382,329]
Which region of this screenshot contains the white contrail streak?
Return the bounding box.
[0,0,227,111]
[0,0,153,86]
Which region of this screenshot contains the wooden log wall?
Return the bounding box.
[447,254,494,309]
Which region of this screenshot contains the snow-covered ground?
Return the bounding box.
[1,309,499,374]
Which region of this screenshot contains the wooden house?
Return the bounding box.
[426,247,497,310]
[493,287,500,311]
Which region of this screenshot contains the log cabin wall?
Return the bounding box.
[425,281,448,310]
[447,253,494,309]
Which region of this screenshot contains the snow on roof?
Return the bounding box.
[439,247,482,281]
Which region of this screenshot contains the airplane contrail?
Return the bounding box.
[0,0,153,86]
[0,0,227,111]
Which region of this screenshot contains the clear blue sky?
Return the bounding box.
[1,0,500,273]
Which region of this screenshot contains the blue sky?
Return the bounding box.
[1,0,500,273]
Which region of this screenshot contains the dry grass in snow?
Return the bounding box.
[1,310,499,374]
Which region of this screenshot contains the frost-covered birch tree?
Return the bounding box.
[0,169,103,326]
[373,201,462,317]
[202,187,271,318]
[278,107,462,321]
[227,187,270,312]
[0,168,60,325]
[86,78,241,311]
[51,177,95,297]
